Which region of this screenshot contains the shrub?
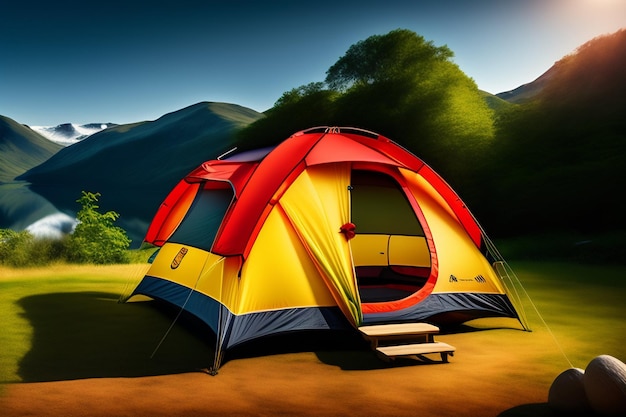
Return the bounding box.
[0,229,67,267]
[65,191,131,264]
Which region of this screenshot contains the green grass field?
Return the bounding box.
[1,260,625,387]
[0,263,216,385]
[1,259,625,417]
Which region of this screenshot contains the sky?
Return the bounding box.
[2,0,625,127]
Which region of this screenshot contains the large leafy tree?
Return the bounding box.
[238,29,495,189]
[325,28,454,91]
[326,29,494,180]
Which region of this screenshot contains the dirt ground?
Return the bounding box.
[1,318,574,417]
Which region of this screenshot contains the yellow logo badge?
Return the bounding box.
[171,247,188,269]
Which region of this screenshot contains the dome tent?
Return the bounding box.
[124,126,527,373]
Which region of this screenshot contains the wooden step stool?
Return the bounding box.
[358,323,455,363]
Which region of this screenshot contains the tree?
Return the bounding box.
[237,29,495,191]
[67,191,130,264]
[327,29,495,181]
[236,83,339,150]
[325,29,454,91]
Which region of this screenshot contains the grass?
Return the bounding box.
[505,260,626,368]
[2,260,625,382]
[1,259,625,416]
[0,263,214,384]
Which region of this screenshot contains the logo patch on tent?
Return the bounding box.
[450,274,484,283]
[171,247,188,269]
[474,275,486,283]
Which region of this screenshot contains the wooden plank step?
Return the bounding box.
[358,323,440,337]
[376,342,456,363]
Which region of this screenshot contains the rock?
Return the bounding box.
[548,367,590,412]
[584,355,626,416]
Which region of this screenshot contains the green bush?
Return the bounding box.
[0,229,32,266]
[65,191,131,264]
[0,191,131,267]
[0,229,68,267]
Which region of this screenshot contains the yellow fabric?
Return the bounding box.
[279,163,362,326]
[148,243,235,302]
[350,234,430,268]
[223,204,337,314]
[351,234,389,266]
[388,235,431,268]
[194,254,236,299]
[401,168,506,294]
[147,243,211,289]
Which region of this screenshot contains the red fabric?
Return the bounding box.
[339,222,356,240]
[146,127,480,281]
[211,131,325,257]
[361,279,437,313]
[305,133,400,166]
[144,180,199,246]
[144,162,257,246]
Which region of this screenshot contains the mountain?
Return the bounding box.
[496,28,626,105]
[536,28,626,109]
[0,115,63,183]
[495,65,558,104]
[484,29,626,236]
[30,123,117,146]
[17,102,264,244]
[0,116,66,232]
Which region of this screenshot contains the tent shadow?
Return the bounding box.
[224,329,397,371]
[314,323,514,371]
[17,292,530,381]
[17,292,215,382]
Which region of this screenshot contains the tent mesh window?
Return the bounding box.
[351,170,429,303]
[168,184,234,252]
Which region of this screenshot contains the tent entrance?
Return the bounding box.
[350,170,430,303]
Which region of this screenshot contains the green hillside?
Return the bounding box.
[235,29,626,240]
[17,102,263,243]
[0,116,64,231]
[5,29,626,249]
[483,29,626,236]
[0,116,62,183]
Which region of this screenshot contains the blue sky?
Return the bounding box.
[2,0,625,126]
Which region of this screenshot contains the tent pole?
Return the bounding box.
[209,304,231,375]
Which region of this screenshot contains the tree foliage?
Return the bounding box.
[66,191,130,264]
[325,29,454,91]
[237,29,495,188]
[482,30,626,236]
[0,229,68,267]
[1,191,132,267]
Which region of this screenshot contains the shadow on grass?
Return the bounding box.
[18,292,514,381]
[17,292,215,382]
[17,292,386,381]
[227,329,397,371]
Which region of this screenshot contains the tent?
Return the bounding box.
[125,126,527,372]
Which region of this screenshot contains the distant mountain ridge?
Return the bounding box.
[16,102,264,243]
[0,115,63,183]
[2,29,624,243]
[496,29,626,105]
[0,116,65,233]
[30,122,117,146]
[495,65,558,104]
